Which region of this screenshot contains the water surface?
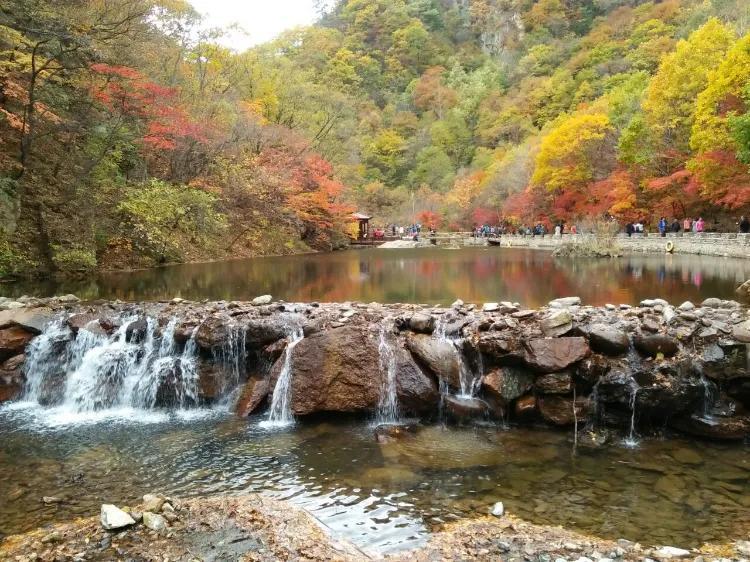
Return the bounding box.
[0,407,747,553]
[2,248,749,306]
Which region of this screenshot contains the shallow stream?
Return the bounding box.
[0,406,747,554]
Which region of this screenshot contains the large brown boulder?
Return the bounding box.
[235,377,269,416]
[275,326,383,415]
[393,349,440,415]
[406,333,460,388]
[0,327,34,362]
[524,337,590,372]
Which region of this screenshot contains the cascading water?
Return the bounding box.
[699,374,718,419]
[212,322,248,407]
[21,315,202,416]
[624,382,640,447]
[376,322,400,425]
[435,316,479,397]
[262,323,304,428]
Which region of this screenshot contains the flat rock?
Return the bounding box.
[549,297,581,308]
[252,295,273,306]
[524,337,590,372]
[482,302,500,312]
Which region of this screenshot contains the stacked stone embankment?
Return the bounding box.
[380,232,750,257]
[1,294,749,440]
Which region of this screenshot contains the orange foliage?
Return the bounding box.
[91,63,210,151]
[417,210,443,228]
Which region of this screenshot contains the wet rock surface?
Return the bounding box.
[1,295,750,440]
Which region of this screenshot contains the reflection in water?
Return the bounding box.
[3,248,750,306]
[0,409,748,554]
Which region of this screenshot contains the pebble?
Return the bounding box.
[142,511,168,532]
[251,295,273,306]
[490,501,504,517]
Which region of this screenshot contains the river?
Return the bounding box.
[2,247,750,306]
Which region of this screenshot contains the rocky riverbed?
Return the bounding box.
[1,492,747,561]
[1,294,750,440]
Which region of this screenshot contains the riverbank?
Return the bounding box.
[380,232,750,258]
[1,493,745,561]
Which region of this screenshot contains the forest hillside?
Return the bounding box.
[2,0,750,276]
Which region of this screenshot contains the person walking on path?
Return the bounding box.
[658,217,667,237]
[695,217,705,232]
[739,216,750,233]
[683,217,692,232]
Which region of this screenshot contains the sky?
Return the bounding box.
[188,0,320,50]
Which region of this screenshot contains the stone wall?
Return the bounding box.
[2,295,750,441]
[414,232,750,257]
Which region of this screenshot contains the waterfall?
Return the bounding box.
[21,315,203,414]
[699,374,717,419]
[435,316,479,398]
[212,322,248,405]
[624,382,640,448]
[262,324,304,428]
[376,322,400,425]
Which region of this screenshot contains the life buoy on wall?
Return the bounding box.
[666,240,674,253]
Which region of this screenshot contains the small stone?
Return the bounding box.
[100,504,135,530]
[251,295,273,306]
[41,531,61,544]
[605,303,616,311]
[171,297,184,304]
[42,496,63,504]
[640,299,656,307]
[142,494,165,513]
[565,543,583,552]
[549,297,581,308]
[451,299,464,308]
[702,298,721,308]
[142,511,168,532]
[57,294,80,303]
[653,546,691,559]
[482,302,500,312]
[490,501,504,517]
[511,309,535,319]
[540,309,572,336]
[678,301,694,311]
